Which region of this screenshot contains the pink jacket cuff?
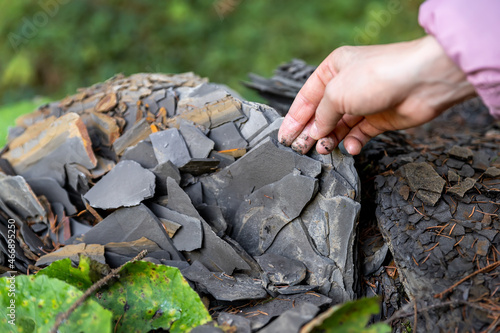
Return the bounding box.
[419,0,500,119]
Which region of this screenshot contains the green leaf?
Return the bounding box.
[0,274,112,333]
[96,261,211,333]
[302,297,391,333]
[37,255,108,291]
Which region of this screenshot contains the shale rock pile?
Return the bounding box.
[0,72,361,332]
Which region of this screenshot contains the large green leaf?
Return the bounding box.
[96,261,211,333]
[37,255,109,291]
[0,274,112,333]
[302,297,391,333]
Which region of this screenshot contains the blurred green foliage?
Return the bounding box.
[0,0,424,105]
[0,97,51,147]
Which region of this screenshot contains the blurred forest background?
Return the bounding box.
[0,0,424,146]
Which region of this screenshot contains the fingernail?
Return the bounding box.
[291,142,305,155]
[319,137,335,152]
[291,133,312,155]
[309,122,319,140]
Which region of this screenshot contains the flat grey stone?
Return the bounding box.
[0,174,46,223]
[197,204,228,236]
[89,156,116,179]
[208,151,235,169]
[200,138,321,223]
[182,261,267,302]
[84,160,156,209]
[431,200,453,223]
[325,148,359,197]
[121,140,158,169]
[363,242,389,275]
[178,83,229,109]
[238,292,331,330]
[265,218,348,301]
[150,203,203,252]
[7,126,25,142]
[255,253,307,286]
[151,160,181,195]
[157,89,177,117]
[318,165,357,200]
[184,182,204,207]
[218,313,251,333]
[0,158,16,176]
[478,229,498,241]
[208,122,248,151]
[273,285,318,295]
[472,151,490,171]
[166,177,250,274]
[65,163,91,194]
[179,121,215,158]
[301,195,360,286]
[103,237,167,267]
[150,128,191,167]
[448,145,473,160]
[113,118,152,155]
[458,164,475,178]
[71,203,183,261]
[446,158,465,169]
[19,222,46,256]
[448,177,476,197]
[166,177,203,219]
[404,162,445,206]
[232,170,317,255]
[258,302,319,333]
[239,106,269,142]
[27,177,77,216]
[249,118,283,147]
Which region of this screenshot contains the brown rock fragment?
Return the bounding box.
[112,118,152,155]
[166,96,244,129]
[3,113,97,185]
[484,167,500,178]
[404,162,445,206]
[398,185,410,200]
[448,177,476,197]
[448,145,473,161]
[95,92,118,112]
[81,112,120,146]
[475,239,490,256]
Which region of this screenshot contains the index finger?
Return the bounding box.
[278,54,337,146]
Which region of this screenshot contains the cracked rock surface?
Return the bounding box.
[363,121,500,332]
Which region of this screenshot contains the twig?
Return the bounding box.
[434,260,500,299]
[49,250,148,333]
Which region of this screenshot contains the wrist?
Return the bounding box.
[413,35,476,111]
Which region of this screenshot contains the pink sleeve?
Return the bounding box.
[419,0,500,119]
